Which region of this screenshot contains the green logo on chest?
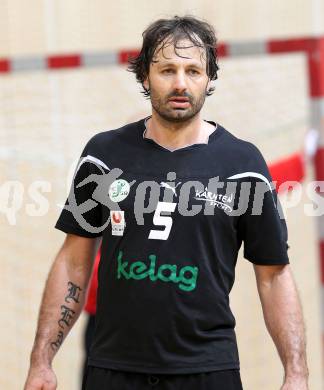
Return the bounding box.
[117,250,198,292]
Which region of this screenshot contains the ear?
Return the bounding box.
[143,76,149,91]
[207,78,216,93]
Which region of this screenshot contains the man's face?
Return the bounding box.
[143,38,211,123]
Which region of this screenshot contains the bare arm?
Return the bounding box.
[24,233,101,390]
[253,263,309,389]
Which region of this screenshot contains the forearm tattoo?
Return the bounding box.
[50,281,83,352]
[51,330,64,351]
[65,281,82,303]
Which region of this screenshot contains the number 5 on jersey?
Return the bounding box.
[148,201,177,240]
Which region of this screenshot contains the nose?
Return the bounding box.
[173,71,187,92]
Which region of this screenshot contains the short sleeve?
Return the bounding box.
[55,138,105,238]
[237,145,290,265]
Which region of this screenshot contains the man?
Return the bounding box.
[24,15,309,390]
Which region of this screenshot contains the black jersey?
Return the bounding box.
[55,116,289,374]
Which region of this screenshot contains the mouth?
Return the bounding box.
[168,97,190,108]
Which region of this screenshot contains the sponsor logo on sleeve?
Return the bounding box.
[109,179,130,202]
[111,210,126,236]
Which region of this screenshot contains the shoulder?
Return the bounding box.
[219,124,268,170]
[83,119,143,154]
[219,125,262,156]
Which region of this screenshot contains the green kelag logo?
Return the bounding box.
[117,250,198,292]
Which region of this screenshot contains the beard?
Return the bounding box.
[148,84,207,123]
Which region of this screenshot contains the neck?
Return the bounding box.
[144,111,216,151]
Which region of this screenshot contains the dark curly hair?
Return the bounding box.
[127,15,220,98]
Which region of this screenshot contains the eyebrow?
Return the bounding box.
[157,61,204,69]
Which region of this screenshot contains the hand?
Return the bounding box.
[280,375,309,390]
[24,365,57,390]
